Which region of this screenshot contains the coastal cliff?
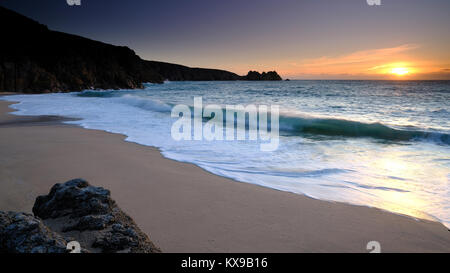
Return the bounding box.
[0,179,161,253]
[0,6,281,93]
[0,7,161,93]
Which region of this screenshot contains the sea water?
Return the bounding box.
[2,80,449,227]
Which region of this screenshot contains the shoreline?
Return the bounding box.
[0,95,441,226]
[0,98,449,252]
[1,97,433,224]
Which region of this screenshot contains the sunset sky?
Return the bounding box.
[3,0,450,79]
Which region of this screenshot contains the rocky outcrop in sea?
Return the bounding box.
[244,71,283,81]
[0,179,161,253]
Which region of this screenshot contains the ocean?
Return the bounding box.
[2,80,449,228]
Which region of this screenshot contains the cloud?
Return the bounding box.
[282,44,420,77]
[300,44,418,67]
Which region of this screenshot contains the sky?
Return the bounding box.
[2,0,450,79]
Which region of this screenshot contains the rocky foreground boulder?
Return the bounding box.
[0,211,68,253]
[0,179,161,253]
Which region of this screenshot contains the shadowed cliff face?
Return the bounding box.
[0,6,166,93]
[0,6,280,93]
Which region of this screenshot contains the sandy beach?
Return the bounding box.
[0,98,449,253]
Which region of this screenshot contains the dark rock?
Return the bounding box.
[33,178,161,253]
[0,211,68,253]
[244,71,262,81]
[92,222,144,253]
[243,70,282,81]
[33,178,113,219]
[62,214,114,232]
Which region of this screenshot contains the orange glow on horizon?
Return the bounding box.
[237,45,450,80]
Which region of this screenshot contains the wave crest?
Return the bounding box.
[279,115,450,144]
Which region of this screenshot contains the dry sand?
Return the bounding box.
[0,99,449,252]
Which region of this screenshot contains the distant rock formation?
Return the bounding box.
[144,61,242,81]
[0,6,281,93]
[0,179,161,253]
[244,71,282,81]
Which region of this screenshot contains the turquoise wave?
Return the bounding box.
[76,90,450,145]
[278,115,450,144]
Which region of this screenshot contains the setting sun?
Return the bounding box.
[391,67,410,76]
